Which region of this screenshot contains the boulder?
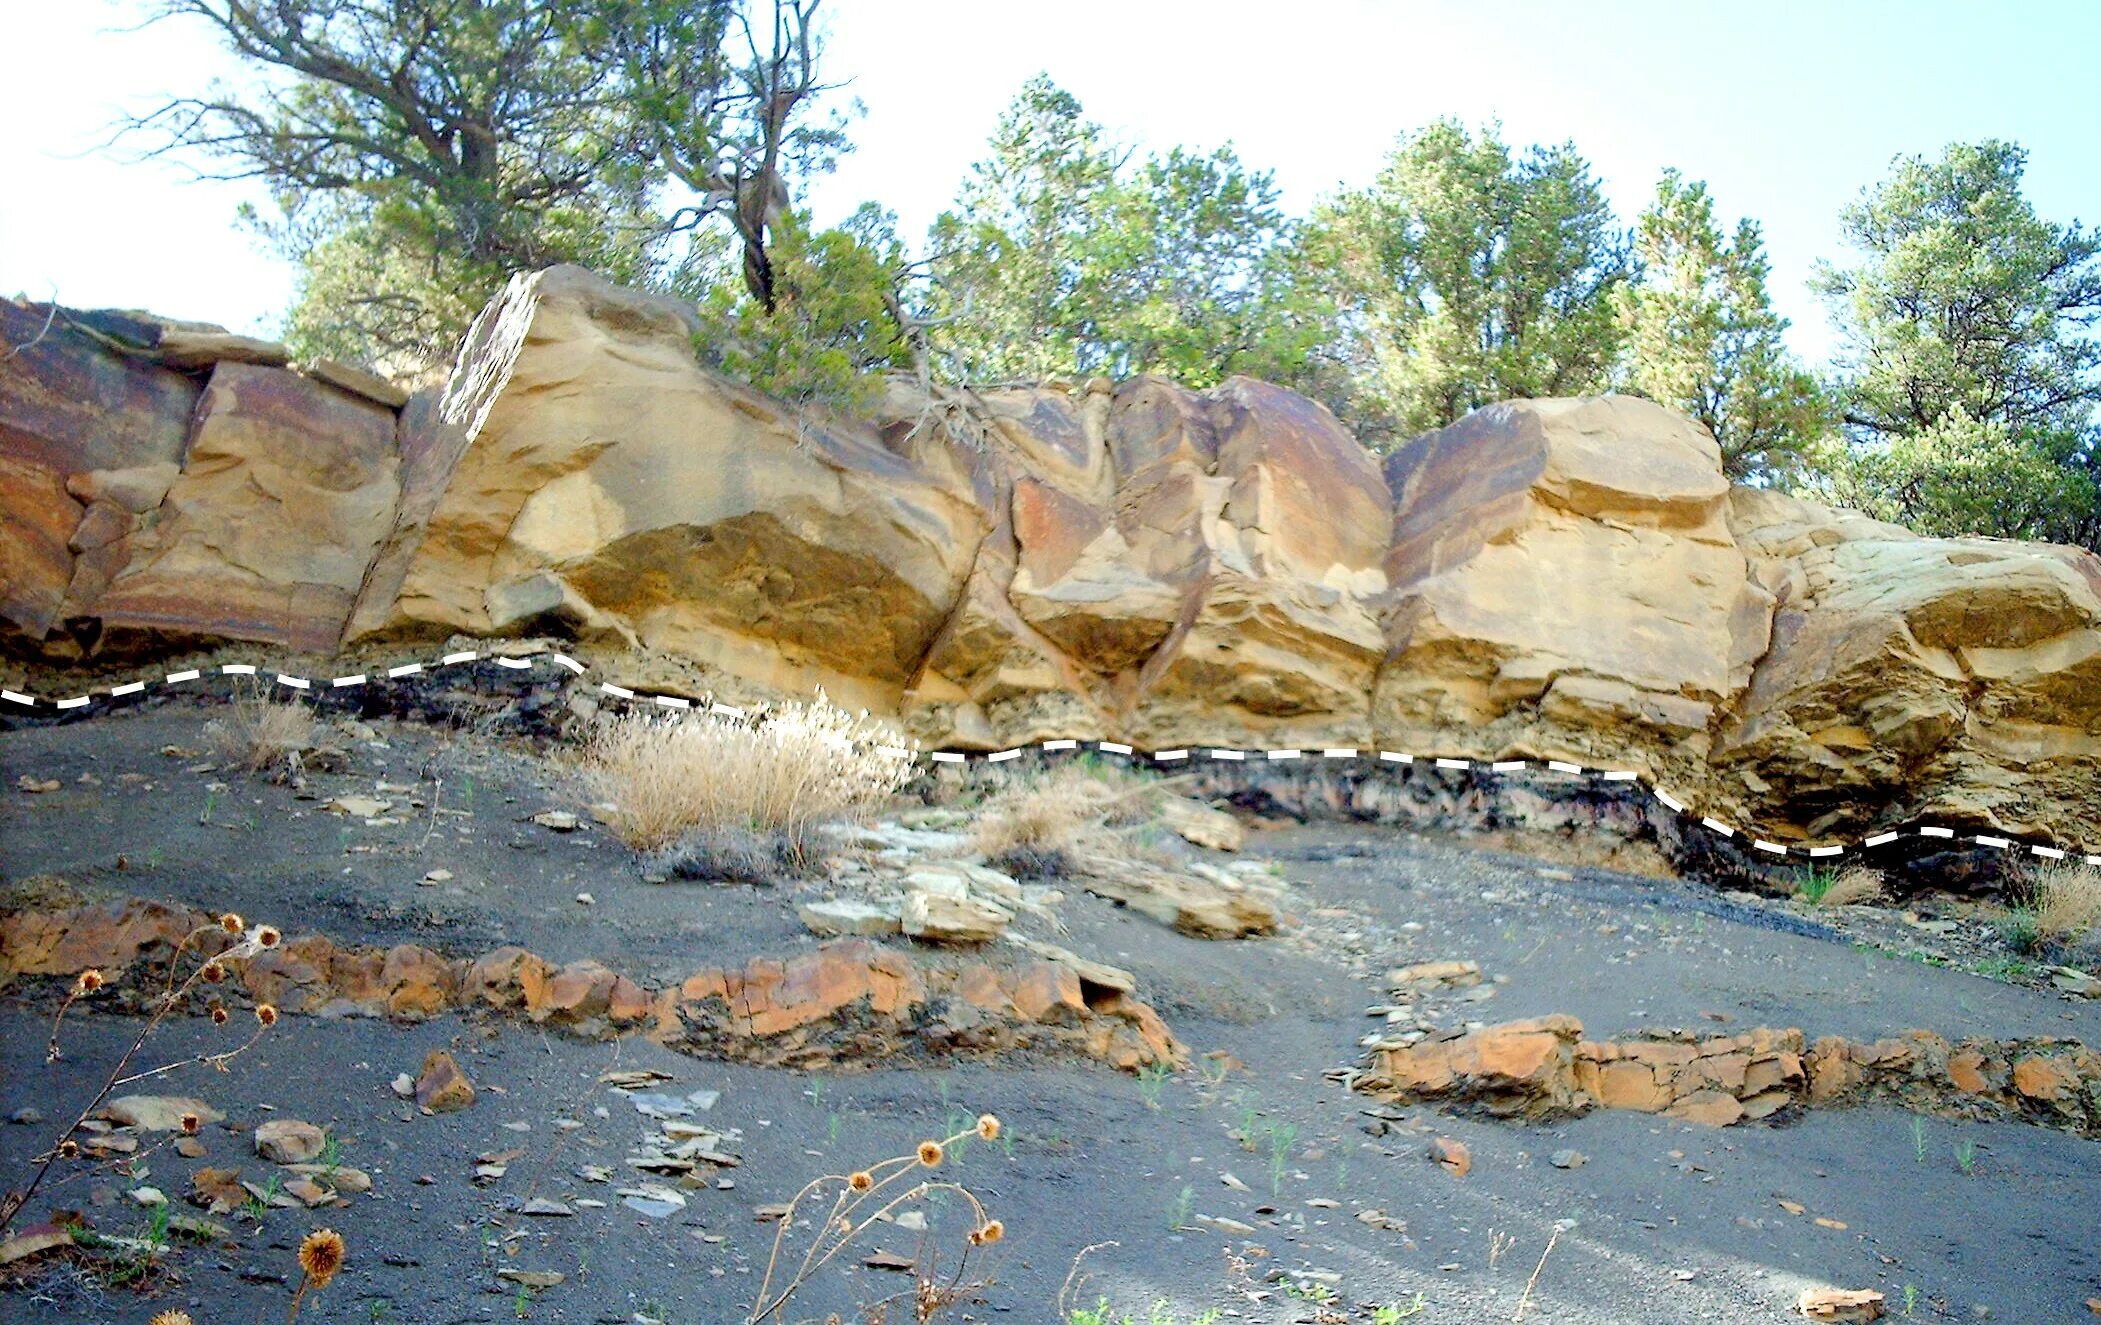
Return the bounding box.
[1375,396,1766,779]
[362,265,988,717]
[254,1119,325,1164]
[1718,487,2101,842]
[91,361,401,652]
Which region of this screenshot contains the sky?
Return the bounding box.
[4,0,2098,365]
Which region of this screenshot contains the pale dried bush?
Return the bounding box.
[205,684,329,781]
[971,759,1166,878]
[1820,866,1887,908]
[582,693,913,868]
[2032,861,2101,943]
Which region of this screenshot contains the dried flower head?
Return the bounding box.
[150,1312,196,1325]
[848,1170,874,1192]
[976,1113,1000,1141]
[209,1001,230,1025]
[977,1218,1004,1244]
[297,1227,345,1288]
[916,1140,943,1168]
[255,1003,279,1027]
[179,1112,202,1136]
[255,925,282,949]
[56,1138,79,1159]
[200,960,227,984]
[75,969,104,993]
[220,912,245,935]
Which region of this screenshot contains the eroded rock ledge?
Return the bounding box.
[1354,1015,2101,1138]
[4,268,2098,851]
[0,896,1182,1074]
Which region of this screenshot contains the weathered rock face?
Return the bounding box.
[6,270,2100,853]
[1376,397,1769,784]
[1718,488,2101,840]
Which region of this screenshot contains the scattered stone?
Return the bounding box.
[1797,1287,1885,1321]
[1549,1149,1586,1169]
[620,1185,687,1218]
[497,1269,566,1290]
[1158,796,1246,851]
[862,1250,917,1272]
[174,1136,208,1158]
[797,899,903,938]
[0,1227,72,1266]
[575,892,595,906]
[283,1178,331,1208]
[8,1108,43,1125]
[102,1095,225,1132]
[15,776,60,794]
[254,1120,325,1165]
[127,1186,167,1207]
[521,1198,574,1217]
[323,795,393,818]
[189,1167,248,1215]
[1429,1136,1471,1178]
[415,1050,476,1114]
[390,1073,415,1098]
[1391,960,1481,988]
[900,881,1012,943]
[421,869,453,886]
[2051,967,2099,998]
[531,810,580,832]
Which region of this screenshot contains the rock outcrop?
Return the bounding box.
[5,268,2099,851]
[1357,1015,2101,1138]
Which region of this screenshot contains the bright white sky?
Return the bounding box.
[5,0,2098,366]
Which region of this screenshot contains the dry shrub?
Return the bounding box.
[971,760,1166,878]
[1820,866,1887,908]
[2032,861,2101,943]
[582,693,913,868]
[205,684,328,780]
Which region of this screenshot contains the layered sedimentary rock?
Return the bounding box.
[5,269,2099,850]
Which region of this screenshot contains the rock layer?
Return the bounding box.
[5,269,2100,850]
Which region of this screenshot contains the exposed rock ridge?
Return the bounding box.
[4,267,2099,849]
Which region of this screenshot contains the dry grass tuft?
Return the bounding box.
[205,684,329,781]
[582,693,913,868]
[2032,861,2101,943]
[969,760,1166,877]
[1819,866,1887,908]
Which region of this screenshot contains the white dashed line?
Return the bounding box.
[275,675,310,690]
[1920,827,1954,839]
[876,746,914,760]
[1155,750,1189,762]
[1042,739,1078,751]
[988,749,1022,762]
[599,683,635,699]
[1490,759,1527,772]
[1434,757,1468,770]
[551,654,586,674]
[1378,751,1413,763]
[709,703,747,719]
[1701,817,1736,838]
[387,663,422,678]
[1753,840,1786,855]
[1267,749,1302,761]
[57,696,90,709]
[1547,760,1584,774]
[165,670,200,684]
[3,690,35,706]
[2032,845,2066,860]
[221,664,256,675]
[1975,835,2011,849]
[1098,742,1133,755]
[653,696,690,710]
[496,656,532,670]
[1863,832,1901,848]
[931,752,966,764]
[1322,748,1358,758]
[1603,770,1638,782]
[111,681,146,697]
[1655,790,1686,812]
[1209,749,1245,761]
[1808,846,1845,858]
[333,674,366,688]
[440,651,478,665]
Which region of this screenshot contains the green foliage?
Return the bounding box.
[1618,171,1831,481]
[1794,865,1839,905]
[926,76,1317,388]
[1803,406,2093,539]
[691,206,911,414]
[140,0,840,368]
[1302,118,1632,444]
[1813,139,2101,546]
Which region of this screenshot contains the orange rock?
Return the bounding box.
[1009,963,1084,1024]
[1666,1089,1745,1127]
[414,1050,475,1114]
[466,947,555,1009]
[1807,1037,1859,1102]
[1593,1061,1673,1112]
[1429,1136,1471,1177]
[2011,1054,2078,1101]
[1946,1049,1991,1094]
[1687,1051,1749,1093]
[1796,1286,1884,1321]
[379,945,454,1020]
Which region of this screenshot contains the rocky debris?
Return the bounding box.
[1427,1136,1471,1177]
[414,1049,476,1114]
[900,874,1013,943]
[1357,1016,2101,1138]
[1390,959,1481,989]
[1075,853,1281,938]
[254,1119,326,1165]
[797,898,903,938]
[665,938,1182,1073]
[1158,796,1246,851]
[1549,1148,1586,1169]
[1002,936,1137,993]
[1796,1287,1886,1321]
[100,1095,224,1132]
[189,1166,248,1215]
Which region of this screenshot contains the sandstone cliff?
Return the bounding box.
[3,268,2097,852]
